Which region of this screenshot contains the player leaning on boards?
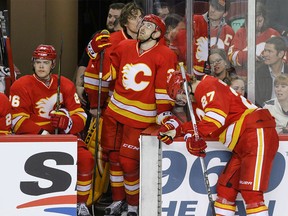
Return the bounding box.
[9,45,94,216]
[87,14,178,216]
[158,70,279,216]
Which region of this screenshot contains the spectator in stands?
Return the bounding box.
[255,36,288,107]
[263,73,288,133]
[264,0,288,39]
[75,3,125,106]
[209,48,236,85]
[172,0,235,77]
[230,75,246,96]
[164,13,185,50]
[228,1,280,77]
[153,1,170,20]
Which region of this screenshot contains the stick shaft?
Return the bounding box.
[91,50,105,214]
[179,62,216,216]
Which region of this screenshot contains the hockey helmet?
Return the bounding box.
[142,14,166,38]
[167,70,192,100]
[32,44,57,69]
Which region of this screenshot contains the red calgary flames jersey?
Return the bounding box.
[173,14,235,75]
[0,92,11,135]
[106,39,178,128]
[228,27,280,77]
[10,74,86,134]
[193,75,260,150]
[84,30,130,109]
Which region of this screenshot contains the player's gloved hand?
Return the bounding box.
[87,29,111,59]
[157,114,182,145]
[49,108,73,134]
[184,132,207,157]
[0,66,10,77]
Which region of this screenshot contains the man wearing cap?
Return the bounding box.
[173,0,235,77]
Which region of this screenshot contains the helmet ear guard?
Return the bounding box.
[32,44,57,69]
[166,70,195,100]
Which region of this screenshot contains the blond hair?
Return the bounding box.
[274,74,288,86]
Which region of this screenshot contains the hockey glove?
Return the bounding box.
[184,133,207,157]
[49,108,73,134]
[87,29,111,59]
[158,114,182,145]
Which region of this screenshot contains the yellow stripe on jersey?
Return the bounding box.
[113,91,156,110]
[84,83,110,92]
[108,102,156,124]
[219,108,256,150]
[85,71,111,81]
[203,108,227,128]
[246,205,268,214]
[253,128,264,191]
[194,65,204,72]
[156,99,174,105]
[84,71,98,79]
[37,121,52,126]
[155,88,167,94]
[0,130,11,135]
[12,113,30,132]
[110,64,117,80]
[205,107,227,118]
[203,115,222,128]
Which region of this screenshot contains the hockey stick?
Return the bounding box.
[91,50,105,216]
[179,62,216,216]
[157,139,162,215]
[3,10,15,84]
[55,37,63,135]
[0,10,14,96]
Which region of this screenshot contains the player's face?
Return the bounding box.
[263,44,284,66]
[106,8,122,32]
[125,9,143,35]
[33,59,53,80]
[275,83,288,102]
[137,21,157,41]
[209,53,226,75]
[231,79,245,96]
[175,81,197,105]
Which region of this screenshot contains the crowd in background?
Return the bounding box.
[0,1,287,216]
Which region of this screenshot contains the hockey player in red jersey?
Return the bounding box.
[159,71,279,216]
[0,92,11,135]
[9,45,94,216]
[84,2,144,116]
[82,2,145,207]
[172,0,234,76]
[88,14,177,215]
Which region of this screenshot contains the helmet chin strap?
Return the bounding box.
[138,31,158,44]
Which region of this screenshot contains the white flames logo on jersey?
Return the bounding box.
[196,37,225,62]
[36,93,63,118]
[122,63,151,91]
